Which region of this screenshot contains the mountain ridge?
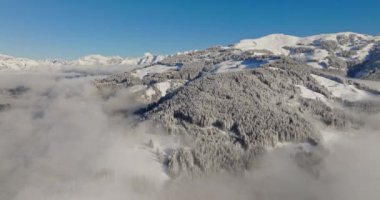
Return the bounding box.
[94,33,380,177]
[0,52,165,71]
[2,32,379,71]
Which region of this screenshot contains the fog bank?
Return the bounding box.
[0,70,379,200]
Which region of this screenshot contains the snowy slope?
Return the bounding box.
[234,34,300,54]
[311,74,375,101]
[131,64,178,79]
[72,53,165,66]
[233,32,380,69]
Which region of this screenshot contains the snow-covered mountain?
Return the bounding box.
[233,32,380,69]
[0,54,53,71]
[0,53,164,71]
[96,32,380,106]
[1,32,379,74]
[71,53,164,66]
[95,32,380,179]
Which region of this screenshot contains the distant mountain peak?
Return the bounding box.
[0,53,165,71]
[1,32,379,71]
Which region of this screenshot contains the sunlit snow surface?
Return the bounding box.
[311,74,376,101]
[131,65,177,79]
[234,32,380,68]
[296,85,328,103]
[211,59,269,73]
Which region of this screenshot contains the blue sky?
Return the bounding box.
[0,0,379,59]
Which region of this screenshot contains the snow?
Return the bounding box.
[128,85,147,93]
[1,32,379,72]
[131,64,177,79]
[299,32,374,45]
[311,74,374,101]
[0,54,48,71]
[174,50,198,56]
[128,84,172,101]
[154,81,171,97]
[311,49,329,60]
[234,34,300,55]
[354,43,375,60]
[296,85,328,103]
[135,52,165,65]
[0,53,164,71]
[268,67,281,71]
[73,55,128,66]
[144,87,156,100]
[234,32,380,70]
[290,48,330,65]
[307,62,324,69]
[212,60,268,73]
[72,53,164,66]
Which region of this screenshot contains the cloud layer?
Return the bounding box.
[0,70,379,200]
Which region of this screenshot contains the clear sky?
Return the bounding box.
[0,0,379,59]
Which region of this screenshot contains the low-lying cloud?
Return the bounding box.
[0,69,379,200]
